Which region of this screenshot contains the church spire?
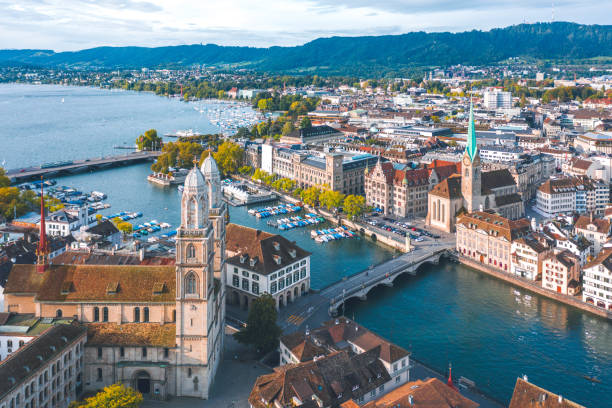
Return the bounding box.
[36,177,49,273]
[465,99,478,162]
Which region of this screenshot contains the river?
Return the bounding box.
[0,83,610,406]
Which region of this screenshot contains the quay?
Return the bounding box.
[459,256,612,320]
[6,151,162,184]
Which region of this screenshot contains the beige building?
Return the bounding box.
[456,211,531,273]
[364,160,430,217]
[3,157,227,400]
[510,234,553,280]
[542,250,580,295]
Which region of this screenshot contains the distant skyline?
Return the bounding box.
[0,0,610,51]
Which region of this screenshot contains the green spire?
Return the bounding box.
[466,100,478,162]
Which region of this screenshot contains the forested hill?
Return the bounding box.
[1,22,610,75]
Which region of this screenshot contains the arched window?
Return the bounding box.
[102,307,109,322]
[56,309,62,318]
[93,307,99,322]
[185,273,197,295]
[134,307,140,323]
[187,368,192,378]
[172,310,176,322]
[143,307,149,322]
[187,198,197,228]
[193,376,199,391]
[186,244,196,259]
[96,368,102,381]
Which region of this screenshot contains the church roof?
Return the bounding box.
[4,264,175,303]
[465,101,478,162]
[87,323,176,347]
[429,174,463,199]
[201,154,220,178]
[184,166,206,191]
[481,169,516,191]
[457,212,530,241]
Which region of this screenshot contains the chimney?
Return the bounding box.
[558,395,563,403]
[523,374,528,382]
[590,212,594,222]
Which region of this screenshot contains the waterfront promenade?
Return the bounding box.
[5,150,161,183]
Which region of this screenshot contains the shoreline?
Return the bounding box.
[459,256,612,320]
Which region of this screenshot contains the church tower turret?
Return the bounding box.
[175,163,222,398]
[461,101,482,213]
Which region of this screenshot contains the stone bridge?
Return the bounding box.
[326,246,451,315]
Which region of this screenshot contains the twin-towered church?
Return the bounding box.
[4,156,227,399]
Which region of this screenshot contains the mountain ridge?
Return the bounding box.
[1,22,611,75]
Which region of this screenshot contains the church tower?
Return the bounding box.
[461,101,482,212]
[201,155,226,278]
[175,164,223,399]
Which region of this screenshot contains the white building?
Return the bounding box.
[479,145,524,163]
[225,224,311,310]
[583,249,612,310]
[535,176,609,217]
[0,324,87,408]
[483,88,512,109]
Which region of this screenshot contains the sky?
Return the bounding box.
[0,0,610,51]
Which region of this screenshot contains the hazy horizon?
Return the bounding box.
[0,0,610,51]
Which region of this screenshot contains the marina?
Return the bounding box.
[1,84,610,407]
[311,225,358,242]
[271,214,325,230]
[190,100,262,137]
[248,203,302,218]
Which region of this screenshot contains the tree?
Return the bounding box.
[344,195,366,220]
[70,383,143,408]
[234,294,281,353]
[213,141,244,175]
[299,116,312,129]
[301,186,321,207]
[238,165,253,175]
[117,222,133,234]
[281,121,295,136]
[0,167,10,188]
[135,129,162,151]
[319,190,345,211]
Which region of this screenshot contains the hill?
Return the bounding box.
[1,22,610,75]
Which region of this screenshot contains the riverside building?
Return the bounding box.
[225,224,311,310]
[2,156,227,400]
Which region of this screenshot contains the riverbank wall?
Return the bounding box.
[460,256,612,320]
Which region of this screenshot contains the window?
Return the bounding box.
[143,307,149,322]
[193,377,198,391]
[119,347,125,358]
[187,368,192,378]
[19,340,24,347]
[232,275,239,287]
[164,348,169,358]
[286,276,292,286]
[252,282,259,295]
[242,279,249,291]
[56,309,62,318]
[300,268,306,279]
[242,270,249,277]
[96,368,103,382]
[102,307,109,322]
[270,282,277,293]
[186,244,196,259]
[172,310,176,322]
[97,348,102,359]
[133,307,140,322]
[185,272,197,295]
[142,347,147,358]
[93,307,99,322]
[293,271,299,282]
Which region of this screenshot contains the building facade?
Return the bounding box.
[3,158,227,400]
[583,249,612,310]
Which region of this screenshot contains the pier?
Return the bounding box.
[6,151,162,184]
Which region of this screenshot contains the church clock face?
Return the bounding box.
[463,156,472,167]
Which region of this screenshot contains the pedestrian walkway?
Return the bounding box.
[286,314,305,326]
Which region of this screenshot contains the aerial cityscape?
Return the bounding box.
[0,2,611,408]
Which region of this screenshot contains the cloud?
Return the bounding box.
[0,0,610,51]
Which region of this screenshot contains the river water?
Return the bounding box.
[0,84,610,406]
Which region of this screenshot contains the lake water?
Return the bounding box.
[0,83,610,407]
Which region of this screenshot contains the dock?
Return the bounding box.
[6,151,162,184]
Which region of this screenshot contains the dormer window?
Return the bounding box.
[289,249,297,258]
[249,258,257,267]
[273,255,282,265]
[61,281,73,295]
[273,241,280,251]
[106,282,119,295]
[239,255,246,264]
